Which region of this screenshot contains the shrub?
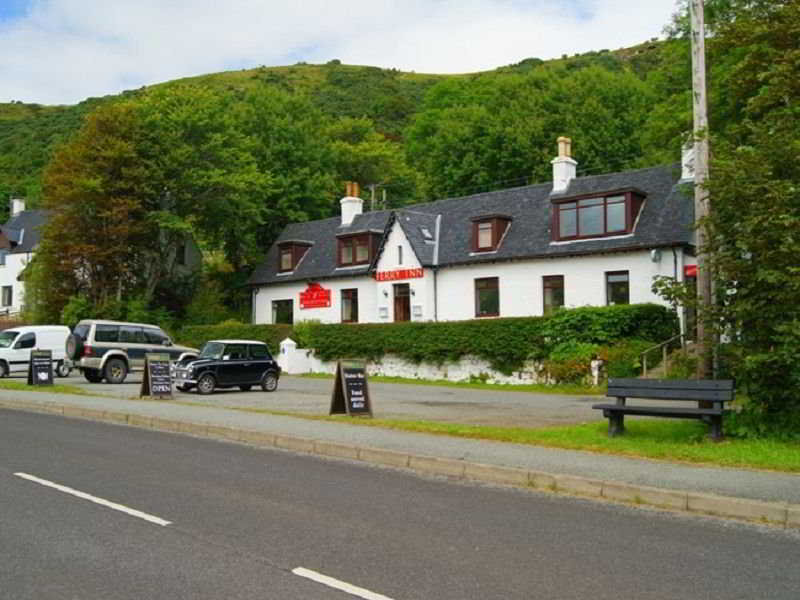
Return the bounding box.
[544,341,600,383]
[599,339,656,379]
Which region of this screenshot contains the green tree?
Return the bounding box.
[239,87,339,253]
[701,0,800,419]
[328,116,421,208]
[407,67,653,198]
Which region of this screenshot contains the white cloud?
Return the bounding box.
[0,0,677,105]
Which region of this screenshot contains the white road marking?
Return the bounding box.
[292,567,395,600]
[14,472,171,527]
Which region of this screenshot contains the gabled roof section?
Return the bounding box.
[249,210,392,285]
[393,209,439,266]
[2,210,49,254]
[249,163,692,286]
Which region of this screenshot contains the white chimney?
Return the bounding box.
[551,136,577,194]
[10,198,25,217]
[681,140,695,181]
[340,181,363,226]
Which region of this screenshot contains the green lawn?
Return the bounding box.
[200,401,800,473]
[0,379,92,396]
[334,418,800,473]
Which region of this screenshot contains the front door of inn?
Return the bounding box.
[393,283,410,322]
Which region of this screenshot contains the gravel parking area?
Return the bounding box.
[45,372,605,429]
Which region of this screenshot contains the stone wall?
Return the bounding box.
[277,338,545,385]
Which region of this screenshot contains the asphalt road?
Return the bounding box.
[2,409,798,600]
[54,371,605,428]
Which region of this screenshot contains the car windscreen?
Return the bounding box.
[199,342,224,360]
[0,330,18,348]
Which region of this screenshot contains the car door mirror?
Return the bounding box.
[222,355,230,361]
[162,339,172,347]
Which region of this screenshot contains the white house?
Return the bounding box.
[249,139,697,331]
[0,199,47,316]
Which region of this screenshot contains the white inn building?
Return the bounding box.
[249,138,697,329]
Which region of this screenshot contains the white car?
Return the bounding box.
[0,325,72,378]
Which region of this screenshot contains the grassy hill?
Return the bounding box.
[0,41,666,210]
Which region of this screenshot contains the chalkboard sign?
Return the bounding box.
[140,353,173,398]
[27,349,54,386]
[329,360,372,417]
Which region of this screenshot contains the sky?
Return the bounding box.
[0,0,679,105]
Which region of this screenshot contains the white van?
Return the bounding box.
[0,325,72,378]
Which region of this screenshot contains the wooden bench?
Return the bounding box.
[592,378,735,441]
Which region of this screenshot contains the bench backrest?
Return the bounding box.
[607,378,735,402]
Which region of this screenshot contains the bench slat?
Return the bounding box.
[608,378,734,391]
[605,387,733,402]
[592,404,723,418]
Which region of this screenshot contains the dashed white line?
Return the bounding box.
[14,472,171,527]
[292,567,395,600]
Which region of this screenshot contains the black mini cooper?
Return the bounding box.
[173,339,280,395]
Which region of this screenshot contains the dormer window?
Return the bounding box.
[553,190,644,241]
[471,215,511,252]
[337,232,380,267]
[278,241,311,272]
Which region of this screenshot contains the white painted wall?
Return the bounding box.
[254,275,379,324]
[434,248,688,321]
[0,252,30,315]
[254,246,694,325]
[373,220,433,322]
[277,337,548,385]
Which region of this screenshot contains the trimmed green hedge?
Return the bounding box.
[307,304,676,374]
[178,304,677,375]
[178,321,293,353]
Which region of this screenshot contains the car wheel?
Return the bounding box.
[196,373,216,395]
[83,368,103,383]
[261,372,278,392]
[104,358,128,384]
[0,361,8,378]
[56,361,71,378]
[239,385,252,392]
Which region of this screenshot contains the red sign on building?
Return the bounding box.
[374,267,424,282]
[299,283,331,309]
[684,265,697,277]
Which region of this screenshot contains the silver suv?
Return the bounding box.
[66,320,198,384]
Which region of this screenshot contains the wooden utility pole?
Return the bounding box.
[690,0,713,378]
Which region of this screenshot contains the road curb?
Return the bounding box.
[3,398,799,530]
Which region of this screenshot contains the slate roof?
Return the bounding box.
[249,210,392,286]
[249,163,692,286]
[1,210,49,254]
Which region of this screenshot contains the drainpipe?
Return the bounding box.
[432,214,442,322]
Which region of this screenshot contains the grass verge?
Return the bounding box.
[0,379,94,396]
[181,401,800,473]
[296,373,604,396]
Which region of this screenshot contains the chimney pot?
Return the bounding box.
[340,181,363,226]
[557,136,572,158]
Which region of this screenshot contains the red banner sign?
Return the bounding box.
[684,265,697,277]
[374,267,424,282]
[299,283,331,309]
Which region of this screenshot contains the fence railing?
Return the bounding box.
[641,333,688,377]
